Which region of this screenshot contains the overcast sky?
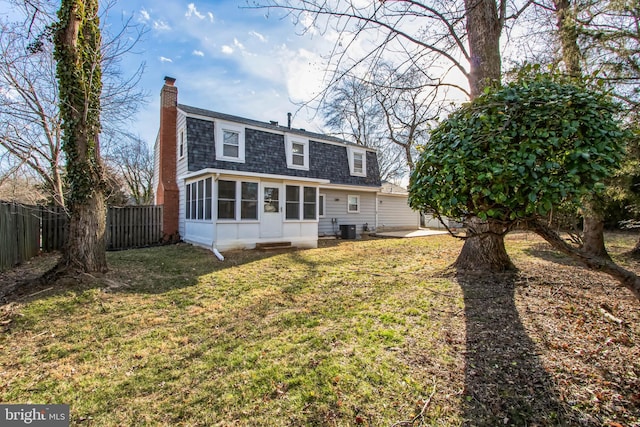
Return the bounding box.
[102,0,332,147]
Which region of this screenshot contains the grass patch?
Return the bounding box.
[1,234,638,426]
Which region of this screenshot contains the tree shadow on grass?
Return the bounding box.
[523,242,582,268]
[458,272,587,426]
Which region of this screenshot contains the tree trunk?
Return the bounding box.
[553,1,610,260]
[454,216,515,272]
[464,0,502,98]
[581,201,611,260]
[531,220,640,300]
[554,0,581,76]
[65,191,107,272]
[628,235,640,259]
[455,2,511,272]
[52,0,107,275]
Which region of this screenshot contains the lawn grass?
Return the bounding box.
[0,233,638,426]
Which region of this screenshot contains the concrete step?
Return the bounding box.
[255,242,294,251]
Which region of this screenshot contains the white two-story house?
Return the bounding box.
[153,77,391,252]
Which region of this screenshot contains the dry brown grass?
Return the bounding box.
[0,232,638,426]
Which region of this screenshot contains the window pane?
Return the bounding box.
[218,201,235,219]
[303,203,316,220]
[242,182,258,200]
[223,130,239,146]
[241,201,258,219]
[197,180,204,219]
[292,154,304,166]
[205,178,212,220]
[348,195,359,212]
[303,187,316,220]
[241,182,258,220]
[218,180,236,220]
[286,203,299,219]
[185,184,191,219]
[304,187,316,202]
[286,185,300,202]
[264,187,279,213]
[292,143,304,155]
[218,180,236,199]
[319,195,324,217]
[223,130,239,158]
[286,185,300,220]
[223,144,239,158]
[354,153,363,173]
[179,131,184,157]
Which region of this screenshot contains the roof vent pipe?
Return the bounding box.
[287,112,292,129]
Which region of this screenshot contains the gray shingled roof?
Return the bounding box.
[178,104,372,150]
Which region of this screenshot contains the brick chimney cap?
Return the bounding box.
[164,76,176,86]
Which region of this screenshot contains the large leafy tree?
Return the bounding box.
[409,75,639,299]
[53,0,107,273]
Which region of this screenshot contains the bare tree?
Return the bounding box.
[104,136,154,205]
[251,0,535,271]
[373,65,445,173]
[0,0,147,208]
[0,17,65,206]
[322,75,406,181]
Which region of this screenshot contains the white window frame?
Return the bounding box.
[185,177,213,221]
[178,128,185,159]
[347,147,367,177]
[285,184,317,221]
[215,120,245,163]
[217,179,260,222]
[285,134,309,171]
[347,195,360,213]
[318,193,326,218]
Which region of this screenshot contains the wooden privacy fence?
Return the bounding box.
[0,203,164,272]
[107,205,163,251]
[41,205,164,251]
[0,202,41,272]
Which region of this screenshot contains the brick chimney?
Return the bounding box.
[156,76,180,241]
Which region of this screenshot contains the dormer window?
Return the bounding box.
[285,134,309,170]
[223,130,239,157]
[353,152,364,174]
[215,120,245,163]
[348,147,367,177]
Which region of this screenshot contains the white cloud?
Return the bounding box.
[300,11,317,35]
[221,45,233,55]
[249,31,266,43]
[283,48,325,103]
[233,38,245,50]
[193,50,204,57]
[153,20,171,31]
[208,12,215,23]
[159,56,173,63]
[138,8,150,22]
[186,3,205,19]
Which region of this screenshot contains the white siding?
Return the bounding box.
[176,111,188,239]
[318,189,376,237]
[376,194,420,231]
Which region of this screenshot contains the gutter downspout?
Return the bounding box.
[211,173,224,261]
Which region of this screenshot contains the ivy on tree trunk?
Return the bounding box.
[53,0,107,273]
